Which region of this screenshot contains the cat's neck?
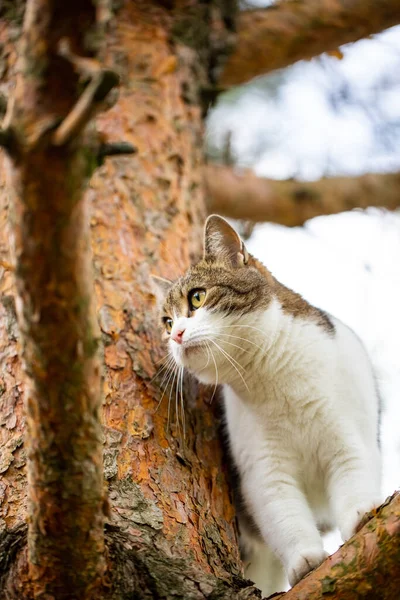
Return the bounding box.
[220,295,332,403]
[218,299,287,398]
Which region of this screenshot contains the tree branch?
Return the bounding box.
[273,492,400,600]
[52,37,120,146]
[204,165,400,226]
[219,0,400,87]
[1,1,119,596]
[2,493,399,599]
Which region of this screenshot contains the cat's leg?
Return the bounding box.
[244,540,287,596]
[327,445,381,541]
[240,523,287,596]
[242,470,328,587]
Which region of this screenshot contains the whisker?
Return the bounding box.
[154,355,175,383]
[209,339,246,372]
[198,342,211,373]
[205,341,219,404]
[216,323,274,351]
[154,352,174,377]
[180,367,186,442]
[209,339,250,393]
[158,361,177,414]
[213,336,252,354]
[175,367,181,440]
[218,324,267,336]
[157,357,175,408]
[157,359,175,397]
[153,352,171,366]
[168,367,178,433]
[150,353,174,383]
[215,332,267,354]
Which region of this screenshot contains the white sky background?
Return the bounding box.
[207,24,400,553]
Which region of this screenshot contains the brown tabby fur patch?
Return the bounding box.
[250,255,335,334]
[162,252,335,336]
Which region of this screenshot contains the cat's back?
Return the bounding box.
[328,315,380,441]
[225,304,379,447]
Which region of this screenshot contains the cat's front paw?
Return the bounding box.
[287,548,328,587]
[339,501,379,541]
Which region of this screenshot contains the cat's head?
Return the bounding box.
[152,216,273,387]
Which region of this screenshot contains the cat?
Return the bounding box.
[152,215,382,595]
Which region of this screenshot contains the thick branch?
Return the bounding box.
[220,0,400,87]
[2,493,400,599]
[1,0,115,596]
[274,492,400,600]
[204,165,400,226]
[0,524,261,600]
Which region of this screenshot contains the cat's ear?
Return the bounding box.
[204,215,249,267]
[150,275,172,305]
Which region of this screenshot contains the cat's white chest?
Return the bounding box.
[223,382,328,480]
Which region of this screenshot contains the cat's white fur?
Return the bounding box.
[169,298,381,595]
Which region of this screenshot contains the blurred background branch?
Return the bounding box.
[220,0,400,86]
[204,165,400,226]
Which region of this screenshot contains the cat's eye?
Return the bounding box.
[189,289,206,310]
[163,317,173,333]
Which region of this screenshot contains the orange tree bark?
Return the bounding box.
[0,1,260,599]
[0,0,122,597]
[273,493,400,600]
[204,165,400,226]
[219,0,400,87]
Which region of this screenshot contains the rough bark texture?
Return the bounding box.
[219,0,400,87]
[1,493,400,600]
[204,165,400,226]
[274,493,400,600]
[1,0,113,597]
[85,2,254,595]
[0,1,259,598]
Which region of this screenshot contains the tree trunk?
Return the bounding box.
[0,1,258,598]
[2,1,116,596]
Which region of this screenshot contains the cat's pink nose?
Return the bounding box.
[172,328,185,344]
